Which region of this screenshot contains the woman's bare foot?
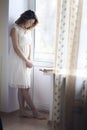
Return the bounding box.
[19,110,32,118]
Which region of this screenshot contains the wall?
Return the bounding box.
[33,66,53,111]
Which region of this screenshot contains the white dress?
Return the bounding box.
[9,24,32,88]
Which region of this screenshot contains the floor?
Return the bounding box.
[73,105,87,130]
[0,110,51,130]
[1,108,86,130]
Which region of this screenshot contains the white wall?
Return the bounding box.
[33,66,53,111]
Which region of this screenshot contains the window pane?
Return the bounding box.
[34,0,57,62]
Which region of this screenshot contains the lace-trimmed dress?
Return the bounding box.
[9,24,32,88]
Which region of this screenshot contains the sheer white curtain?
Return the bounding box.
[52,0,83,129]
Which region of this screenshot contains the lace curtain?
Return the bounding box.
[52,0,83,130]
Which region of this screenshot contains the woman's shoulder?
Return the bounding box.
[10,24,19,36]
[10,24,18,32]
[12,23,19,30]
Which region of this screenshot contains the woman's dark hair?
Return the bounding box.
[15,10,38,29]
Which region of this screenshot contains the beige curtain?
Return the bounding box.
[52,0,83,130]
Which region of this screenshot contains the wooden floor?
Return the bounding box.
[0,110,51,130]
[73,110,87,130]
[1,108,87,130]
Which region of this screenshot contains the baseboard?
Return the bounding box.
[0,109,19,116]
[33,103,49,111]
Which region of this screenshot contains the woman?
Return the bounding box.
[9,10,45,119]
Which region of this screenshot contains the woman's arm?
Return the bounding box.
[10,28,33,68]
[26,44,33,68]
[10,28,28,62]
[28,44,32,60]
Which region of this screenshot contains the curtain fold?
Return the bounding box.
[65,0,83,130]
[52,0,83,130]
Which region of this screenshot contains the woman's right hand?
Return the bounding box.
[26,60,33,68]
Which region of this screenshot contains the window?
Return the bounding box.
[34,0,57,63]
[77,0,87,75]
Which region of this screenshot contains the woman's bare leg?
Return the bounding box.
[22,88,37,114]
[18,88,31,117]
[18,88,25,112]
[22,88,46,119]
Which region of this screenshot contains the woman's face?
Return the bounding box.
[24,19,35,29]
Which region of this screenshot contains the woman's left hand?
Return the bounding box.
[26,60,33,68]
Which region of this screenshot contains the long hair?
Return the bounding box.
[15,10,38,29]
